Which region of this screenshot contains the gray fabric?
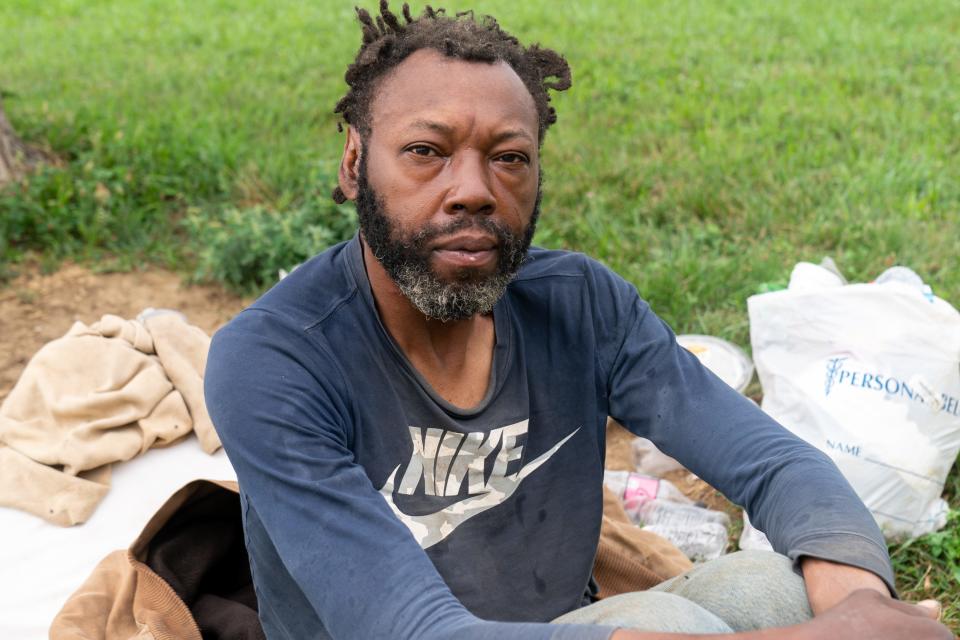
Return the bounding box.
[554,592,733,634]
[553,551,812,633]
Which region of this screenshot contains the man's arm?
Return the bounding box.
[799,557,888,614]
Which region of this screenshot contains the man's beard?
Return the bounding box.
[355,158,540,323]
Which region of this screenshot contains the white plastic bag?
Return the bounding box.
[739,510,773,552]
[631,438,684,476]
[748,263,960,539]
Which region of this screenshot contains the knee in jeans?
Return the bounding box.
[656,550,811,631]
[565,591,733,634]
[726,549,798,579]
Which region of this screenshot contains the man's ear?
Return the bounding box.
[337,127,363,201]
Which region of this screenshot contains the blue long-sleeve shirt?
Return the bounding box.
[205,236,894,639]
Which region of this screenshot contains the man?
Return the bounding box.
[204,3,950,639]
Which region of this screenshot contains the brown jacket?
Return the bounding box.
[50,479,262,640]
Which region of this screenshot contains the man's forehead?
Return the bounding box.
[402,117,535,145]
[368,48,539,138]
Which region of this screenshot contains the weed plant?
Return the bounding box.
[1,0,959,628]
[184,200,355,293]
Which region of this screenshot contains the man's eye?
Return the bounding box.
[407,145,437,156]
[496,153,529,164]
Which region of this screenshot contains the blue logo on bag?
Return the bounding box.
[823,357,960,417]
[824,357,846,396]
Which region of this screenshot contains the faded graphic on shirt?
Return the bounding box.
[379,419,579,548]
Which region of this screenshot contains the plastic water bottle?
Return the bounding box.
[643,521,730,562]
[603,470,731,562]
[602,470,692,508]
[634,499,730,528]
[637,500,731,561]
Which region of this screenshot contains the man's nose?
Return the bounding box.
[442,155,496,216]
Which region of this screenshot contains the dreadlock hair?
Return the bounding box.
[331,0,572,203]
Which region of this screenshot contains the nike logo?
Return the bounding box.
[379,420,580,548]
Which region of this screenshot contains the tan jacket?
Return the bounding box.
[0,312,220,526]
[50,479,249,640]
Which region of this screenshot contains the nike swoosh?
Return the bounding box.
[379,427,580,548]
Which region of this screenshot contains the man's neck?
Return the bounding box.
[361,238,496,409]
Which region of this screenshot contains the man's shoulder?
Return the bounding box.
[512,247,639,304]
[515,246,613,282]
[216,238,362,344]
[509,248,651,350]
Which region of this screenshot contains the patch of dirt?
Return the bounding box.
[662,468,739,517]
[0,263,249,401]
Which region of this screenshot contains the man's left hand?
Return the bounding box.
[800,556,892,615]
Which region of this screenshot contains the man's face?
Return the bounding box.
[351,49,542,322]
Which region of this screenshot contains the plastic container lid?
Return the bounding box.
[676,334,754,394]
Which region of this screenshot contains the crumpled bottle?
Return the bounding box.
[635,500,731,562]
[602,470,691,508]
[603,470,731,562]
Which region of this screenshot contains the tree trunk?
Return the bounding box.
[0,97,46,186]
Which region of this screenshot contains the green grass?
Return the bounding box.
[2,0,960,629]
[2,0,957,322]
[890,469,960,631]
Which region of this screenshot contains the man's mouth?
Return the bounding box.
[432,233,498,267]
